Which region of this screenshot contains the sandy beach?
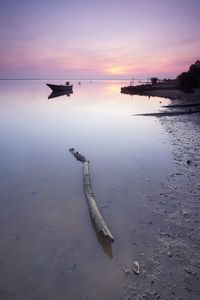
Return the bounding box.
[121,89,200,299]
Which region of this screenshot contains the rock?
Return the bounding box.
[184,266,198,279]
[185,286,192,292]
[123,269,131,276]
[132,261,140,274]
[167,251,173,257]
[184,267,192,275]
[145,178,151,182]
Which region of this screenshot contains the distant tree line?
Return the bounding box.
[177,60,200,92]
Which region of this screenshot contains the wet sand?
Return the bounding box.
[139,87,200,103]
[121,89,200,299]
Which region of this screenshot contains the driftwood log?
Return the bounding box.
[69,148,114,243]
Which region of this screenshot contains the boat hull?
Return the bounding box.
[46,83,73,92]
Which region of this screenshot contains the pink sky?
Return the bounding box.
[1,0,200,79]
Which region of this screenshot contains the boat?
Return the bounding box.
[46,82,73,92]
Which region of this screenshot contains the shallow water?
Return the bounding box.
[0,80,172,299]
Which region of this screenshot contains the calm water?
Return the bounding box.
[0,80,171,299]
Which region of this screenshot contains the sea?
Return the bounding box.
[0,79,172,299]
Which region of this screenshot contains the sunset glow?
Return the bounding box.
[1,0,200,79]
[107,67,129,76]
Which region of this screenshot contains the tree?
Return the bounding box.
[177,60,200,92]
[189,60,200,77]
[150,77,158,85]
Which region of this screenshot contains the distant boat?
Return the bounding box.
[46,82,73,92]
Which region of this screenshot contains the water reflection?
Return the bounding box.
[48,90,73,99]
[0,79,172,300]
[91,216,113,259]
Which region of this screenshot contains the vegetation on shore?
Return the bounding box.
[177,60,200,92]
[121,60,200,95]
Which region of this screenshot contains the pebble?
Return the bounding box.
[167,251,173,257]
[132,261,140,274]
[123,269,131,276]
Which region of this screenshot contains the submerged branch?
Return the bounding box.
[69,148,114,244]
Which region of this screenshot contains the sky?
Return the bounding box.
[0,0,200,79]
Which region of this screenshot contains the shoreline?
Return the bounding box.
[122,87,200,299]
[136,88,200,104]
[124,85,200,299]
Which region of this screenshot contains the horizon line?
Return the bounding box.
[0,78,135,81]
[0,77,172,81]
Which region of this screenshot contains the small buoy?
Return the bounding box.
[132,261,140,274]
